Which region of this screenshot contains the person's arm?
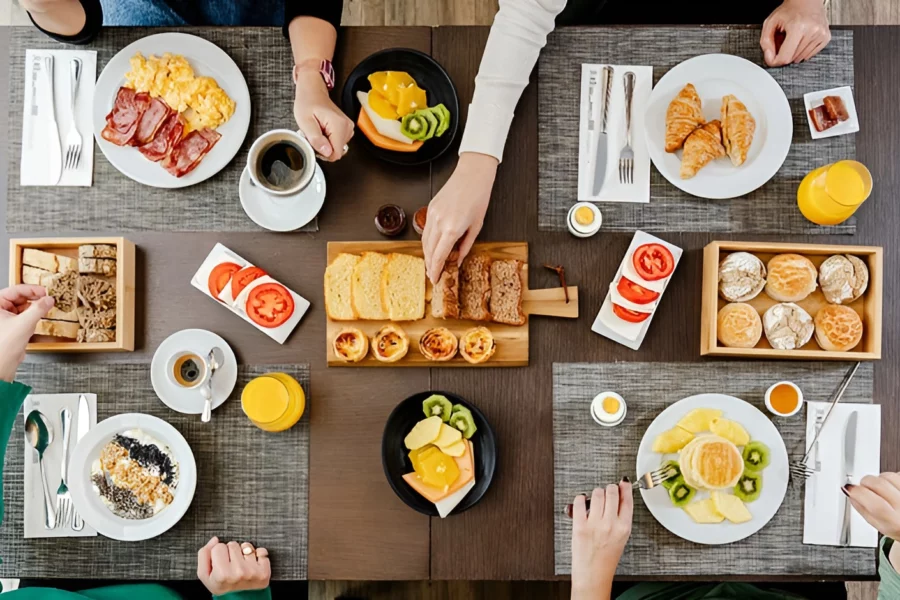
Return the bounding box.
[21,0,102,45]
[878,538,900,599]
[0,381,31,525]
[215,590,271,600]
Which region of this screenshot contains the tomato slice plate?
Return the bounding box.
[612,303,651,323]
[231,266,267,299]
[246,283,295,329]
[632,243,675,282]
[616,276,660,305]
[208,262,241,299]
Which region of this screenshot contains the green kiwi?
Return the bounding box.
[422,394,453,422]
[449,405,477,439]
[734,471,763,503]
[660,460,683,490]
[668,478,696,507]
[742,441,771,472]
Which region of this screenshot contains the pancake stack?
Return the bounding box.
[679,435,744,490]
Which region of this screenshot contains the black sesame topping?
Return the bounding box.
[114,434,178,487]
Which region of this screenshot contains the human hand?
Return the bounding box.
[761,0,831,66]
[0,286,53,383]
[570,481,633,600]
[197,537,271,596]
[422,152,498,283]
[846,474,900,540]
[293,70,354,162]
[20,0,86,37]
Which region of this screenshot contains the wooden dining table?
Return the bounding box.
[0,24,898,582]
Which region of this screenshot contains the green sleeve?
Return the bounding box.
[0,380,31,526]
[879,538,900,600]
[215,590,271,600]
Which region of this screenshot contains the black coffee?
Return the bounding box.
[257,141,306,191]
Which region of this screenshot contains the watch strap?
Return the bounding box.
[294,58,335,91]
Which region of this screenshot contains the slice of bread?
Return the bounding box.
[381,253,426,321]
[76,276,117,311]
[324,253,360,320]
[490,259,526,326]
[78,257,117,277]
[23,248,77,274]
[46,271,79,313]
[460,254,492,321]
[46,305,78,322]
[79,244,117,259]
[78,328,116,343]
[431,260,460,319]
[352,252,390,320]
[35,319,80,339]
[22,265,53,286]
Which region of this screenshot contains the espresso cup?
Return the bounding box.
[167,351,209,390]
[247,129,317,197]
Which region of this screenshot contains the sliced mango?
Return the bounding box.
[396,83,427,117]
[409,446,440,477]
[433,424,463,449]
[404,416,443,450]
[384,71,416,105]
[402,440,475,503]
[440,440,468,457]
[368,71,390,98]
[419,448,460,489]
[368,89,400,120]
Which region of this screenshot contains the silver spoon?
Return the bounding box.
[25,410,56,529]
[201,347,225,423]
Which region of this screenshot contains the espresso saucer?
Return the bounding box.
[151,329,238,415]
[239,164,326,232]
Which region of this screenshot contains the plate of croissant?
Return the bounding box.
[645,54,792,200]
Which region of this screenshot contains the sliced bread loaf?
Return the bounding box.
[431,259,460,319]
[324,253,360,320]
[35,319,80,339]
[460,254,492,321]
[381,253,426,321]
[352,252,390,320]
[490,259,526,325]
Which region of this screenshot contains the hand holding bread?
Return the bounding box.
[0,285,54,382]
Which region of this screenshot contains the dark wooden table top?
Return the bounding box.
[1,25,897,582]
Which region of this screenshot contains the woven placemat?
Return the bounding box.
[0,363,309,580]
[538,28,855,234]
[552,361,875,577]
[6,27,317,233]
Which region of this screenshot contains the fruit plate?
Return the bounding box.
[636,393,788,545]
[341,48,460,166]
[382,391,497,517]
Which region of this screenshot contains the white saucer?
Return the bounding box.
[151,329,238,415]
[239,164,326,232]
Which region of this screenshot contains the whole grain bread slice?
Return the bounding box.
[459,254,492,321]
[431,255,460,319]
[489,259,526,326]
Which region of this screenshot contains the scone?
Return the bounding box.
[717,303,762,348]
[815,305,863,351]
[718,252,766,302]
[765,254,818,302]
[332,327,369,363]
[371,325,409,363]
[763,302,815,350]
[818,254,869,305]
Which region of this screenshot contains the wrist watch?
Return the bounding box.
[293,58,335,91]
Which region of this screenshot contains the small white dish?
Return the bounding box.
[591,391,627,427]
[764,381,804,418]
[803,86,859,140]
[239,164,326,232]
[567,202,602,237]
[151,329,237,415]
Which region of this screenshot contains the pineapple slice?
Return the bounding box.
[684,498,725,524]
[711,491,753,524]
[710,417,750,446]
[652,426,694,454]
[676,408,724,433]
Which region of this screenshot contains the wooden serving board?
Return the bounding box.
[326,241,578,367]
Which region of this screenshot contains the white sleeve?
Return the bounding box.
[457,0,567,162]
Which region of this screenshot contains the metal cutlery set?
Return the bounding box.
[588,66,637,195]
[38,54,84,185]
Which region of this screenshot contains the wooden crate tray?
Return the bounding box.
[326,241,578,367]
[700,241,882,360]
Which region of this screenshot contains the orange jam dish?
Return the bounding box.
[765,381,803,417]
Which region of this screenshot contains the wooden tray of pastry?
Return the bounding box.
[700,241,882,360]
[326,241,578,367]
[9,237,136,353]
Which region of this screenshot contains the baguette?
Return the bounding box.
[34,319,80,339]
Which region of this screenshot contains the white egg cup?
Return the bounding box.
[591,391,627,427]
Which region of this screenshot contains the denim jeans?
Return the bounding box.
[100,0,285,27]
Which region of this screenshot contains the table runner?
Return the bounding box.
[0,363,309,580]
[538,28,856,234]
[6,27,317,233]
[552,361,875,577]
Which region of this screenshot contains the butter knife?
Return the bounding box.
[591,66,613,196]
[839,411,858,546]
[43,55,62,185]
[72,394,90,531]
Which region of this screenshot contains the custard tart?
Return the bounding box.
[458,326,496,365]
[371,324,409,363]
[332,327,369,363]
[418,327,458,361]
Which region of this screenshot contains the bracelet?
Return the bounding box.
[293,58,335,91]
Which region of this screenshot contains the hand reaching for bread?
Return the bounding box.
[761,0,832,67]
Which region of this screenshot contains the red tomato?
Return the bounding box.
[616,276,660,305]
[632,243,674,281]
[231,266,267,299]
[246,283,295,328]
[612,303,651,323]
[207,262,241,299]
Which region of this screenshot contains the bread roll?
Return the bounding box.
[764,302,814,350]
[819,254,869,305]
[717,303,762,348]
[815,305,863,351]
[765,254,818,302]
[718,252,766,302]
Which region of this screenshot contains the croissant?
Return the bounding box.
[721,94,756,166]
[665,83,705,153]
[680,120,726,179]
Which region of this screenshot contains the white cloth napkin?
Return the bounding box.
[803,402,880,548]
[21,49,97,187]
[24,394,97,539]
[577,64,653,203]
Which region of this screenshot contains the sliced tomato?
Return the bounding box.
[208,262,241,299]
[616,276,660,305]
[231,266,267,299]
[612,303,651,323]
[246,283,295,328]
[632,243,675,281]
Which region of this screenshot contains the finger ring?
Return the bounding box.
[241,542,256,556]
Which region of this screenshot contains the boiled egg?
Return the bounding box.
[591,391,626,426]
[567,202,602,236]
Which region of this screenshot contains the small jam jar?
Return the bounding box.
[375,204,407,237]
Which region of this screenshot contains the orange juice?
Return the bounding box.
[241,373,306,432]
[797,160,872,226]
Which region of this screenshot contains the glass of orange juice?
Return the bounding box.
[241,373,306,432]
[797,160,873,226]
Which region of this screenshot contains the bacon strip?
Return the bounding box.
[161,128,221,178]
[138,112,185,162]
[132,97,172,146]
[101,88,150,146]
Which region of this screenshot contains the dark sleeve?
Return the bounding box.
[27,0,103,46]
[283,0,342,38]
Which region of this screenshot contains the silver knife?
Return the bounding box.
[72,394,90,531]
[43,55,62,185]
[591,66,614,196]
[839,411,858,546]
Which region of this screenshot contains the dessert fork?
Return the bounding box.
[563,465,677,517]
[618,71,636,185]
[63,57,83,171]
[55,407,74,529]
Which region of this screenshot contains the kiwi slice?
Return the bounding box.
[734,471,763,503]
[668,478,696,507]
[742,441,771,472]
[422,394,453,422]
[660,460,683,490]
[431,104,451,137]
[449,405,477,439]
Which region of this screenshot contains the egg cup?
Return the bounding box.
[591,391,627,427]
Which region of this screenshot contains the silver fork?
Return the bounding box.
[55,407,74,529]
[563,465,677,517]
[63,57,83,171]
[618,71,636,185]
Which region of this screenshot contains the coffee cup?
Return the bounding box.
[167,351,210,390]
[247,129,317,197]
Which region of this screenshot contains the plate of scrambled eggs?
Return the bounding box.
[94,32,251,188]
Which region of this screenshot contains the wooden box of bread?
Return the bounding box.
[700,241,882,360]
[325,241,578,367]
[9,237,135,352]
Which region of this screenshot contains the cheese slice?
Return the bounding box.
[435,478,476,518]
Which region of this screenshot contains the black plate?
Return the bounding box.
[382,391,496,517]
[341,48,460,166]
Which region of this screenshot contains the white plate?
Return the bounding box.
[69,413,197,541]
[636,393,789,545]
[151,329,238,415]
[239,164,326,232]
[645,54,792,200]
[803,86,859,140]
[93,32,251,188]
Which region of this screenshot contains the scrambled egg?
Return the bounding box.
[125,52,235,133]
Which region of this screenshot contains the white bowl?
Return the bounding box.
[764,381,804,418]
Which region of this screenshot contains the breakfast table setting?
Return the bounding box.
[0,20,898,585]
